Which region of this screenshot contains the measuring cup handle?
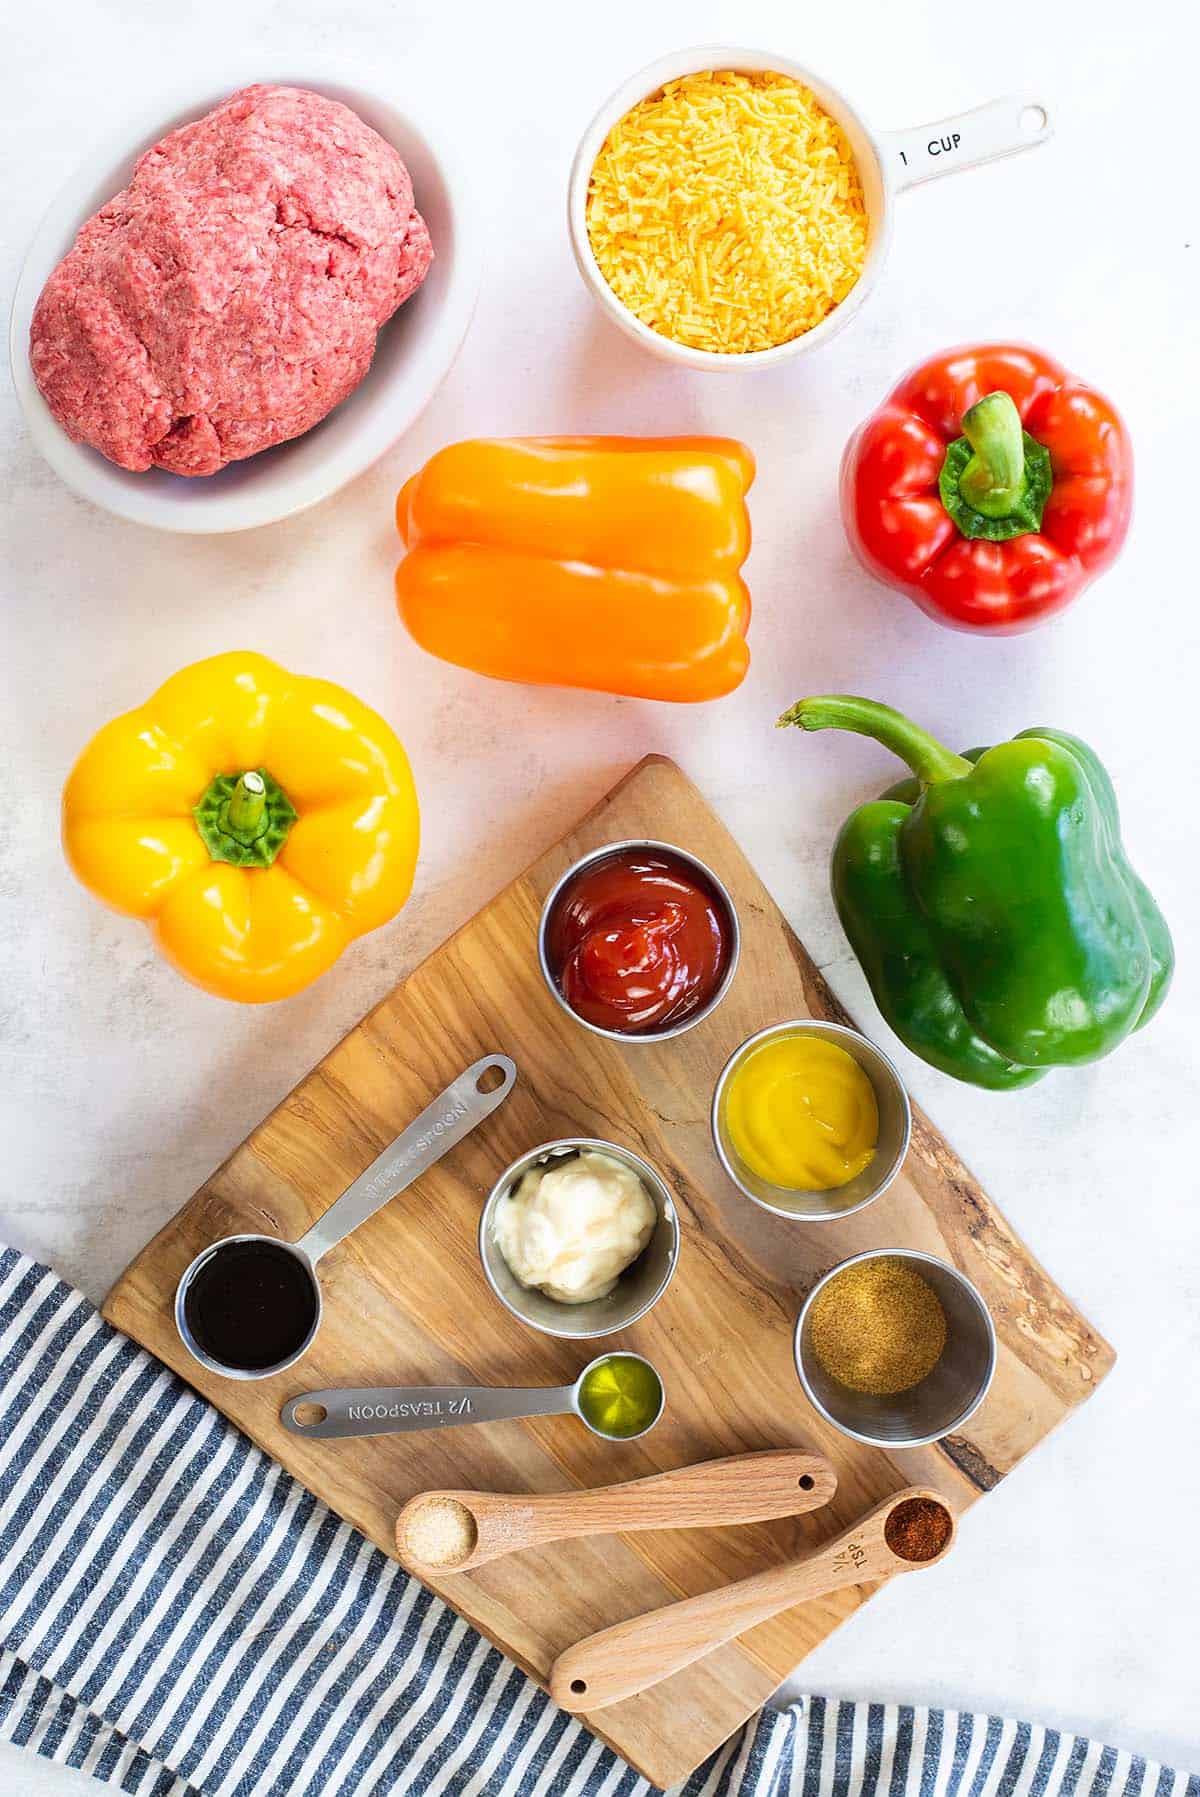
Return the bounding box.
[281,1384,573,1438]
[294,1054,516,1265]
[882,96,1051,192]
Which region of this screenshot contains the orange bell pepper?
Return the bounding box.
[394,437,754,702]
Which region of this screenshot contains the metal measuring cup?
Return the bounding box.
[280,1351,665,1443]
[174,1054,517,1381]
[479,1138,680,1340]
[536,839,741,1045]
[794,1248,996,1448]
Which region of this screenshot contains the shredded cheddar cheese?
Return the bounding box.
[586,70,868,354]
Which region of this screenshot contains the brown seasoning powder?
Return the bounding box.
[884,1496,953,1562]
[808,1257,947,1395]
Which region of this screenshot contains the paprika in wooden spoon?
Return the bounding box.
[550,1486,955,1712]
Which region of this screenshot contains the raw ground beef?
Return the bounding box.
[29,84,434,476]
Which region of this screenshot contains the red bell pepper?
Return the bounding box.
[841,344,1133,633]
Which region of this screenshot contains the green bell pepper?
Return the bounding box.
[779,695,1173,1091]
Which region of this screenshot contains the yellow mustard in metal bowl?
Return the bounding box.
[723,1035,878,1191]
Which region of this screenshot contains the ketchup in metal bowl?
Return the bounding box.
[543,844,737,1037]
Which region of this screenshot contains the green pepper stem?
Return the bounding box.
[226,771,267,842]
[193,768,296,869]
[957,391,1026,519]
[778,696,974,783]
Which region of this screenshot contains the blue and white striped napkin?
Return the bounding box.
[1,1246,1194,1797]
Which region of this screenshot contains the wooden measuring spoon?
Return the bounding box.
[395,1448,836,1576]
[549,1486,955,1712]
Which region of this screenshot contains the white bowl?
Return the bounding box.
[567,45,890,374]
[9,65,482,533]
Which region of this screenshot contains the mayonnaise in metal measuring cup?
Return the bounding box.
[493,1149,656,1304]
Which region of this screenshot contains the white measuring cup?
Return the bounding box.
[568,45,1052,370]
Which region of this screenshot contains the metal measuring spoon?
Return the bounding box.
[281,1351,665,1443]
[175,1054,517,1381]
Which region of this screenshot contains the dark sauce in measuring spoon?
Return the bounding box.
[184,1240,318,1372]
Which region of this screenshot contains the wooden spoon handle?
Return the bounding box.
[397,1449,835,1572]
[549,1487,948,1713]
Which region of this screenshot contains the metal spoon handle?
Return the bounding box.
[295,1054,516,1265]
[282,1383,576,1438]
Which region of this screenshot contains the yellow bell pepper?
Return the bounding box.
[62,653,420,1003]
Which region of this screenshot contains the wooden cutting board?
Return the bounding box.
[104,756,1114,1790]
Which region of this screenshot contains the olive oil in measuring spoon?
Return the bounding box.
[576,1353,664,1440]
[281,1351,666,1444]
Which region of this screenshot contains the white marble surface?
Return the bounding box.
[3,0,1199,1790]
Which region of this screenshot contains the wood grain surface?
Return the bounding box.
[103,756,1115,1791]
